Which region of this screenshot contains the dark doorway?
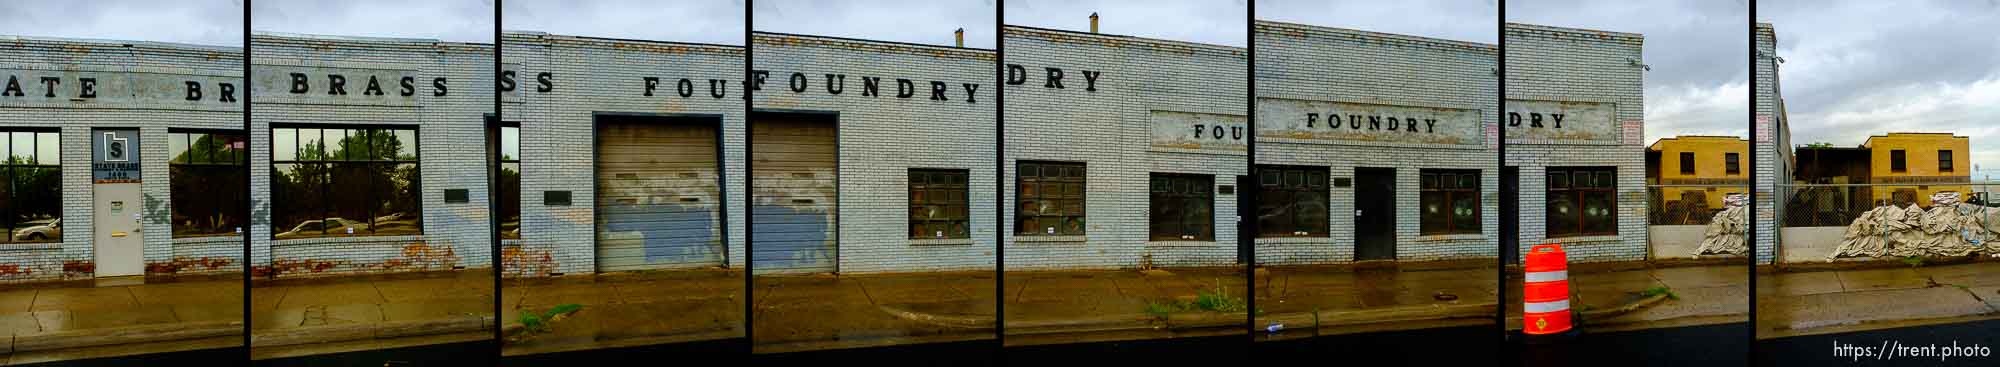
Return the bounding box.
[1237,174,1253,264]
[1502,166,1520,265]
[1354,168,1395,261]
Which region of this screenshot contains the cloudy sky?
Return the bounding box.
[505,0,742,45]
[252,0,491,43]
[1009,0,1247,47]
[1508,0,1750,147]
[756,0,994,48]
[1258,0,1495,44]
[0,0,242,46]
[1759,0,2000,179]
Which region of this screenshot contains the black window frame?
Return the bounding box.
[1420,169,1481,235]
[1938,149,1953,172]
[269,125,422,239]
[167,129,250,238]
[1546,167,1618,238]
[1149,173,1214,241]
[1256,165,1329,238]
[910,168,971,240]
[1890,150,1907,173]
[1015,161,1086,236]
[1,129,62,244]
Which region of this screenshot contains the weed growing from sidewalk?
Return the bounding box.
[511,303,584,342]
[1641,286,1679,301]
[1144,281,1248,317]
[1901,256,1926,267]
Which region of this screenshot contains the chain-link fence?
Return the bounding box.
[1647,184,1750,225]
[1781,183,2000,227]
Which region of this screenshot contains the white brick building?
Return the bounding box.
[750,32,997,274]
[500,32,746,277]
[1503,23,1650,263]
[1002,26,1248,270]
[1754,23,1789,265]
[0,36,245,282]
[1252,21,1500,265]
[250,33,494,278]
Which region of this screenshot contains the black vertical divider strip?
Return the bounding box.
[1245,0,1258,350]
[492,0,505,357]
[743,0,756,357]
[1746,1,1758,364]
[241,0,253,359]
[994,0,1008,360]
[1495,1,1509,352]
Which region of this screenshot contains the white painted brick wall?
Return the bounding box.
[1504,23,1650,263]
[1754,23,1782,265]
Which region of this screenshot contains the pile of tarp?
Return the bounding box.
[1695,193,1749,256]
[1827,192,2000,260]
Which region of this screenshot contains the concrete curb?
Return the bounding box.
[1262,303,1496,333]
[1577,293,1670,320]
[252,315,494,348]
[7,320,243,354]
[876,305,996,330]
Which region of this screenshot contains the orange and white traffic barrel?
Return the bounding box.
[1522,243,1572,335]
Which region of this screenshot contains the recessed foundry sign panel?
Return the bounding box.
[0,67,239,109]
[1504,99,1617,143]
[252,65,421,106]
[1256,97,1482,147]
[1150,110,1247,154]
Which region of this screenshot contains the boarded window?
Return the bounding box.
[1,131,61,244]
[1420,170,1480,235]
[1547,167,1616,238]
[1016,161,1085,236]
[1890,150,1907,172]
[1256,165,1328,237]
[1149,173,1213,241]
[910,169,970,239]
[1725,153,1740,175]
[1678,152,1695,174]
[271,126,420,239]
[168,131,248,238]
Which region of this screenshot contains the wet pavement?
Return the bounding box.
[1504,263,1748,333]
[500,268,743,356]
[1757,262,2000,339]
[1003,268,1246,346]
[1508,322,1749,366]
[0,276,242,364]
[1256,263,1497,339]
[249,269,494,359]
[754,271,996,353]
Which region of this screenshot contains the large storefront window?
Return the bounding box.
[271,126,420,239]
[497,125,519,240]
[1547,167,1616,238]
[1257,165,1327,238]
[1016,161,1084,236]
[909,169,969,239]
[169,131,249,237]
[1149,173,1213,241]
[2,131,61,244]
[1420,169,1479,235]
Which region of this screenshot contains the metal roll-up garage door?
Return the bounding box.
[596,117,723,272]
[751,116,838,274]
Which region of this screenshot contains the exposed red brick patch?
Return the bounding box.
[501,246,557,278]
[146,256,236,274]
[62,260,94,277]
[0,264,32,277]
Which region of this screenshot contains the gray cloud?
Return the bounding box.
[1008,0,1246,47]
[1258,0,1495,44]
[0,0,242,46]
[757,0,996,48]
[1759,0,2000,178]
[1509,0,1751,145]
[504,0,743,45]
[252,0,492,43]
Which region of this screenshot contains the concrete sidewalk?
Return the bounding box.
[0,276,242,365]
[249,269,493,360]
[500,268,743,356]
[1757,261,2000,339]
[754,271,995,353]
[1504,263,1749,333]
[1003,267,1246,347]
[1256,262,1496,340]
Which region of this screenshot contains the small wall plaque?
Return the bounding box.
[444,189,469,203]
[1333,177,1353,187]
[545,191,572,206]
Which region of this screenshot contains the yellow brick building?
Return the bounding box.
[1864,133,1970,207]
[1647,136,1749,224]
